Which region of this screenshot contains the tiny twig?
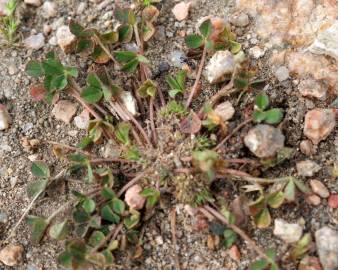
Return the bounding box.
[186,45,207,108]
[149,96,158,145]
[170,208,181,270]
[45,140,93,157]
[202,205,276,266]
[93,223,123,252]
[117,169,149,197]
[217,169,292,184]
[118,101,152,146]
[94,34,118,65]
[214,118,252,151]
[7,170,66,239]
[90,158,135,164]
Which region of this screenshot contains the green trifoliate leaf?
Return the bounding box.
[49,219,69,240]
[31,161,50,178]
[264,108,283,124]
[255,92,269,110]
[199,19,212,38]
[185,34,204,49]
[26,60,43,77]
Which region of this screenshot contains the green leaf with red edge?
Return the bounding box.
[49,219,69,240]
[289,233,312,261]
[284,179,296,201]
[294,178,311,194]
[91,46,110,64]
[185,34,204,49]
[267,191,284,208]
[118,24,133,43]
[254,208,271,229]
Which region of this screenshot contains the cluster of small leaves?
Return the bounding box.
[253,92,283,124]
[185,19,241,54]
[159,100,187,117]
[137,79,157,98]
[26,160,160,269]
[114,51,149,73]
[166,70,187,98]
[201,104,227,134]
[246,177,311,228]
[209,222,238,249]
[250,249,279,270]
[25,52,78,102]
[185,19,213,49]
[69,21,118,64]
[0,0,19,44]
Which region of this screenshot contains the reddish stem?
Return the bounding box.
[186,45,207,108]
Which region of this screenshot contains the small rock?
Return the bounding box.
[300,140,315,156]
[244,124,285,158]
[309,20,338,60]
[228,245,241,261]
[171,2,191,21]
[0,244,24,266]
[299,79,327,100]
[74,110,90,129]
[273,218,303,243]
[310,180,329,198]
[155,236,163,245]
[24,0,41,7]
[0,0,9,16]
[214,101,235,121]
[23,33,45,50]
[298,256,322,270]
[328,194,338,209]
[230,13,249,27]
[205,50,235,84]
[249,46,265,59]
[274,66,289,82]
[56,25,76,53]
[43,24,52,36]
[52,100,77,124]
[315,226,338,270]
[306,194,321,206]
[0,211,8,223]
[76,2,87,14]
[124,184,146,210]
[120,91,138,117]
[8,64,17,75]
[296,160,321,177]
[0,105,10,130]
[169,50,187,68]
[304,109,335,145]
[41,1,57,18]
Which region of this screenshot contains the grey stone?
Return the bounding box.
[309,20,338,60]
[274,66,289,82]
[315,227,338,270]
[205,50,235,84]
[273,219,303,243]
[296,160,321,177]
[23,33,44,50]
[244,124,285,158]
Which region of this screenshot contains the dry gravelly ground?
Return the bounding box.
[0,0,337,269]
